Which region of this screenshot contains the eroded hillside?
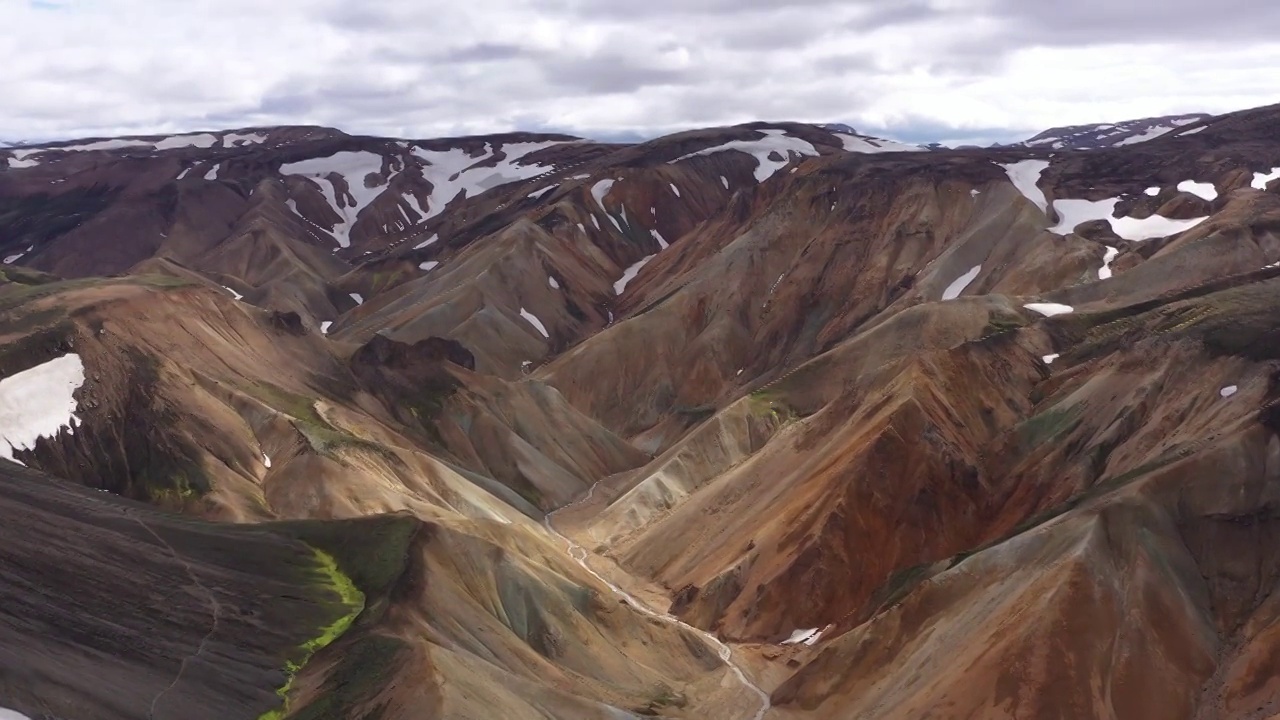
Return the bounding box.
[3,105,1280,719]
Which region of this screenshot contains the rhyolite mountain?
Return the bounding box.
[1,101,1280,719]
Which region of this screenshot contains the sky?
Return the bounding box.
[1,0,1278,146]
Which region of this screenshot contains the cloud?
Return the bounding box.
[0,0,1277,145]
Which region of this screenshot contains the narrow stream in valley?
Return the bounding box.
[544,488,770,720]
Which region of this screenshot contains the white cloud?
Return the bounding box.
[0,0,1277,144]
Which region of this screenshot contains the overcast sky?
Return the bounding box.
[2,0,1278,146]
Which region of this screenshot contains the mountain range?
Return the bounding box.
[1,104,1280,719]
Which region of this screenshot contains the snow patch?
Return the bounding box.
[1049,197,1208,241]
[223,131,268,146]
[411,141,562,219]
[419,261,439,271]
[1177,179,1218,201]
[970,189,981,197]
[527,184,557,199]
[669,183,681,197]
[835,133,921,154]
[176,167,191,180]
[651,229,669,249]
[941,265,981,301]
[1116,125,1175,146]
[3,253,25,264]
[263,453,272,468]
[0,354,85,462]
[674,129,819,182]
[221,285,243,300]
[781,628,824,646]
[349,293,364,305]
[1220,385,1238,398]
[320,321,332,334]
[53,138,151,153]
[1144,186,1161,196]
[153,133,218,151]
[590,178,616,212]
[203,164,220,181]
[519,308,549,338]
[1025,303,1074,317]
[1099,245,1119,280]
[412,234,439,249]
[280,151,388,249]
[0,709,34,719]
[720,175,730,189]
[999,160,1050,213]
[549,276,560,289]
[1042,353,1060,364]
[614,256,655,294]
[1252,168,1280,190]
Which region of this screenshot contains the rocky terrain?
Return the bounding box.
[1,102,1280,719]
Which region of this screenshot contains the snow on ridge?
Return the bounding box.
[519,307,549,338]
[1025,303,1074,317]
[280,151,388,249]
[999,160,1050,213]
[153,133,218,151]
[941,265,981,301]
[673,129,819,182]
[412,140,563,219]
[835,133,922,154]
[1177,179,1217,201]
[614,255,655,294]
[0,353,85,462]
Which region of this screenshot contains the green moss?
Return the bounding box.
[242,381,394,459]
[273,514,419,609]
[258,548,366,720]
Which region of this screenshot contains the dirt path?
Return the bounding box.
[131,516,224,720]
[544,489,770,720]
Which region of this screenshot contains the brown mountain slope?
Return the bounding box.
[3,103,1280,719]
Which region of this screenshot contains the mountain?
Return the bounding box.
[1,103,1280,719]
[1017,112,1212,150]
